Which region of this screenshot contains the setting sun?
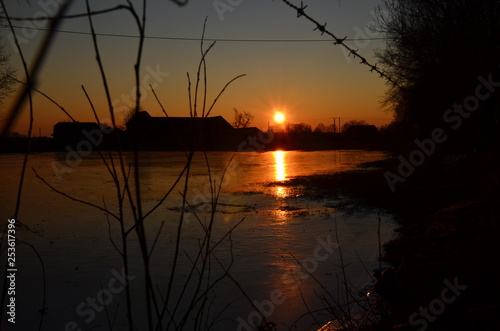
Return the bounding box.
[274,112,285,124]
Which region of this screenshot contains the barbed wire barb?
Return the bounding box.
[297,1,308,17]
[281,0,400,87]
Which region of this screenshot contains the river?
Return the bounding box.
[0,150,395,330]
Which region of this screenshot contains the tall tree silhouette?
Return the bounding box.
[341,120,368,133]
[377,0,500,151]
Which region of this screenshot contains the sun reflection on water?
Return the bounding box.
[274,151,288,199]
[276,186,287,198]
[275,150,286,181]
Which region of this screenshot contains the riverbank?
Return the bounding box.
[0,133,394,153]
[279,152,500,330]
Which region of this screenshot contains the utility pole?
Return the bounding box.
[333,118,336,133]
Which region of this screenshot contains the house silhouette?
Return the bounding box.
[52,122,119,150]
[125,111,260,150]
[53,122,101,144]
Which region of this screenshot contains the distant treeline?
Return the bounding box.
[1,128,390,153]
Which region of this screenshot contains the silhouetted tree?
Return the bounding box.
[314,123,338,133]
[314,123,328,132]
[341,120,368,133]
[376,0,500,149]
[287,122,312,133]
[326,123,336,132]
[0,43,16,108]
[232,108,253,128]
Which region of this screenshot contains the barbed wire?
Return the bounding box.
[281,0,399,87]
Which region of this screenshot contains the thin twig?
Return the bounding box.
[9,75,76,122]
[205,74,246,117]
[378,212,382,272]
[0,0,72,138]
[334,217,354,329]
[149,84,168,117]
[147,220,165,257]
[187,72,193,117]
[103,198,122,256]
[200,17,209,118]
[2,5,129,22]
[291,271,322,329]
[33,168,120,221]
[1,0,33,227]
[15,239,47,330]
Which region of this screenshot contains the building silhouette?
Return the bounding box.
[124,111,260,150]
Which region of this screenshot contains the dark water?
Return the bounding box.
[0,150,395,330]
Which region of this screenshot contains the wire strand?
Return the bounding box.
[2,24,389,43]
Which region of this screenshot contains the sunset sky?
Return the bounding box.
[0,0,393,136]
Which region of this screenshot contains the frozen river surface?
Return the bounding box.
[0,150,395,330]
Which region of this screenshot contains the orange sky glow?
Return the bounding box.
[0,0,393,137]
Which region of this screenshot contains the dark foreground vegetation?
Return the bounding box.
[350,0,500,327]
[279,149,500,330]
